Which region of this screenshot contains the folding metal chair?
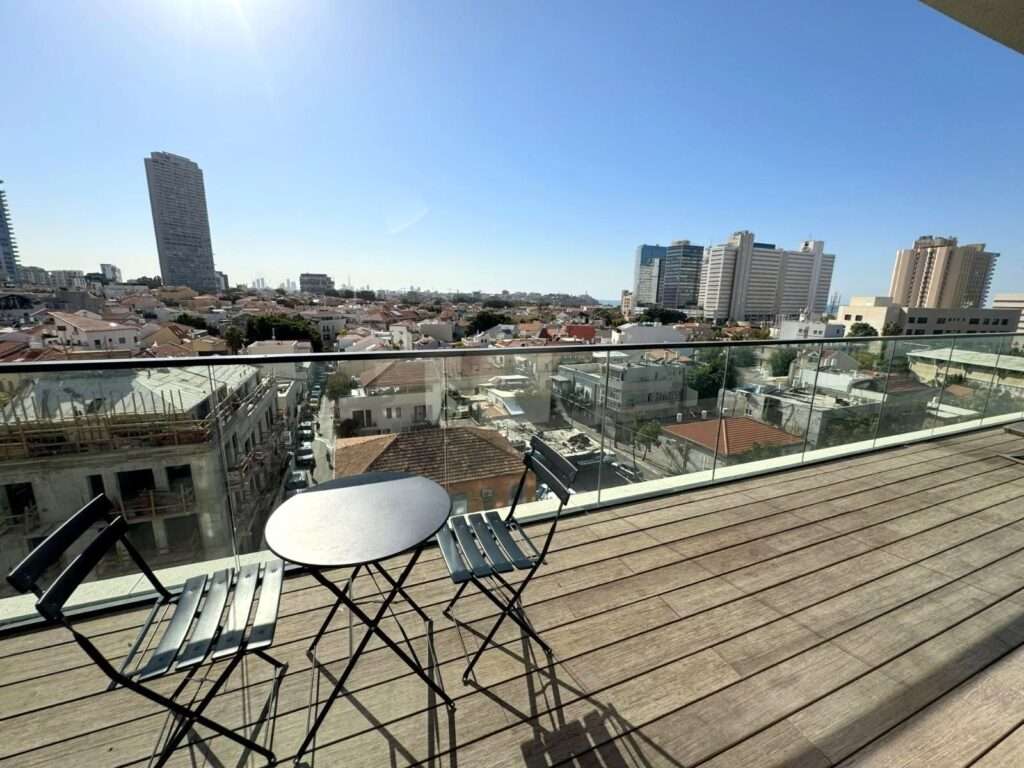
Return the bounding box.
[6,494,287,767]
[438,436,578,681]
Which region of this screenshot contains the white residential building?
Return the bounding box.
[771,317,845,340]
[698,231,835,323]
[336,360,442,435]
[611,323,692,345]
[47,311,140,350]
[244,340,313,389]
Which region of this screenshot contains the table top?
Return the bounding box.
[264,471,452,568]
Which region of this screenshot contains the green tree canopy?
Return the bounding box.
[847,322,879,338]
[244,314,323,352]
[639,306,687,324]
[881,321,903,337]
[632,420,662,458]
[689,348,736,400]
[326,372,354,400]
[223,326,244,354]
[174,313,210,332]
[468,310,512,335]
[767,347,798,377]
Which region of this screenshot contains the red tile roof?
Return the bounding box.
[662,417,803,456]
[334,427,523,485]
[360,360,441,389]
[563,324,596,341]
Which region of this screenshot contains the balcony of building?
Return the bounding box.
[3,425,1024,766]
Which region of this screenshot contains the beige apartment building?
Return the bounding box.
[992,293,1024,333]
[889,235,998,309]
[836,296,1019,337]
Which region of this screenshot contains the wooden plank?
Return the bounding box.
[6,426,1024,768]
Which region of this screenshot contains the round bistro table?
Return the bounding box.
[264,471,453,764]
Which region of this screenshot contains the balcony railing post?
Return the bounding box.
[800,340,826,462]
[205,364,242,570]
[710,344,730,482]
[871,336,899,447]
[597,350,611,503]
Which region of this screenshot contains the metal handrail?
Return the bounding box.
[0,331,1017,373]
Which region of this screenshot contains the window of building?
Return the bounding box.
[385,407,393,419]
[116,468,156,503]
[94,339,102,347]
[936,317,945,325]
[854,315,863,321]
[118,337,126,344]
[87,474,105,498]
[166,465,194,496]
[394,407,402,418]
[983,319,990,325]
[4,482,37,522]
[1003,318,1010,325]
[843,314,851,321]
[481,488,495,508]
[969,318,980,325]
[413,404,427,422]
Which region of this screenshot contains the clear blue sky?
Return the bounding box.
[1,0,1021,300]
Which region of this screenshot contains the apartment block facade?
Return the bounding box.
[889,235,998,309]
[835,296,1019,336]
[632,245,665,306]
[299,273,335,295]
[144,152,220,293]
[699,231,835,323]
[0,182,21,283]
[658,240,704,309]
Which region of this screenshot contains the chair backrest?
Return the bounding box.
[6,494,170,622]
[525,435,578,508]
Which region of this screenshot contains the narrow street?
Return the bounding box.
[312,396,335,484]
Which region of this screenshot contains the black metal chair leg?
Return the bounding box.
[293,552,422,766]
[443,581,469,616]
[152,655,260,768]
[373,561,430,623]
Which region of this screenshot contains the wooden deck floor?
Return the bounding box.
[6,426,1024,767]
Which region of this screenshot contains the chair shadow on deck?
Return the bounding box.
[297,617,456,768]
[452,614,684,768]
[454,596,1024,767]
[165,652,287,768]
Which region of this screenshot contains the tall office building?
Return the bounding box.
[632,245,665,306]
[144,152,220,293]
[0,181,21,283]
[99,263,122,283]
[299,273,335,295]
[698,231,835,323]
[889,235,998,309]
[658,240,704,309]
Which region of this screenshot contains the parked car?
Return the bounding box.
[611,462,642,482]
[296,442,315,467]
[297,428,315,441]
[299,419,314,431]
[285,470,311,493]
[310,397,321,409]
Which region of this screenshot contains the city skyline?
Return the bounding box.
[1,1,1022,298]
